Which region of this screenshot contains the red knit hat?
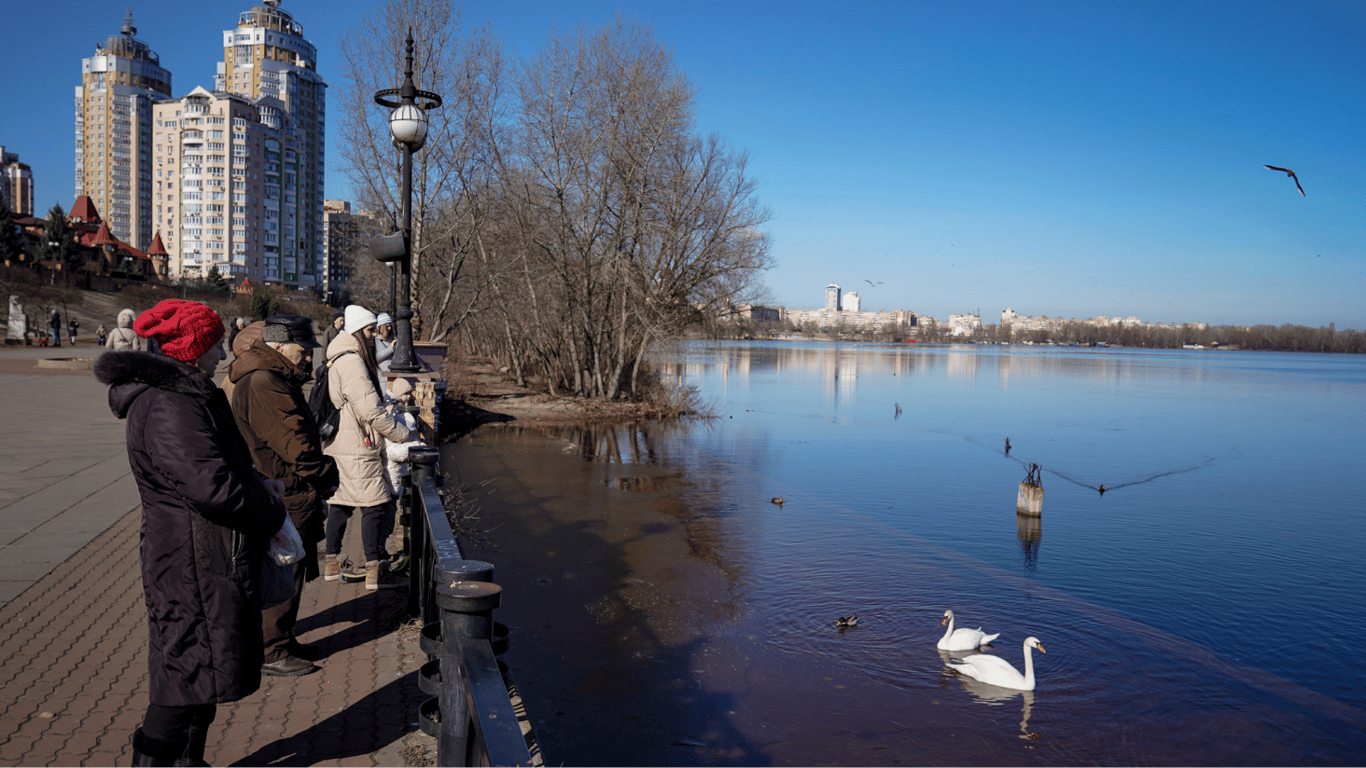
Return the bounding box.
[133,299,225,364]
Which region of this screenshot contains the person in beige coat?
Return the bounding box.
[321,305,414,590]
[106,308,142,351]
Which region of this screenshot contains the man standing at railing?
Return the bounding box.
[227,314,339,677]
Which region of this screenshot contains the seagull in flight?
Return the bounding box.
[1264,165,1305,196]
[865,279,883,288]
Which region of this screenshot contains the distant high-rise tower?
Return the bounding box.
[1,147,34,217]
[215,0,326,290]
[842,291,861,312]
[322,200,359,305]
[825,283,841,311]
[75,9,172,250]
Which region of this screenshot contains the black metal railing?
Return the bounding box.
[406,446,536,766]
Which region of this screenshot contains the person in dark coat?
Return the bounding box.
[93,299,286,767]
[227,315,338,677]
[316,311,344,376]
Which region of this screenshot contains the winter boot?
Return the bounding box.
[323,553,341,582]
[365,559,404,590]
[132,729,188,767]
[173,722,209,767]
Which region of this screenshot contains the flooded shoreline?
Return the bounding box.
[443,415,1365,766]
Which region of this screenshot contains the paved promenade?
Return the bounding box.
[0,346,433,767]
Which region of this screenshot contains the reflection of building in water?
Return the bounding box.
[822,348,861,410]
[947,349,980,379]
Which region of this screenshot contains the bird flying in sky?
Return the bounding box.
[1264,165,1305,196]
[865,279,882,288]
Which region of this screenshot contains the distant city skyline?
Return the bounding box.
[3,1,1361,327]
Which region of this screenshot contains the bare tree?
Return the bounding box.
[489,20,772,399]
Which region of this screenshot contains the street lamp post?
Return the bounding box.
[373,30,441,374]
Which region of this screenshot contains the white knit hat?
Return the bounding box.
[375,312,393,327]
[343,305,378,333]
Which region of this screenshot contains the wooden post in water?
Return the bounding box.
[1017,463,1044,516]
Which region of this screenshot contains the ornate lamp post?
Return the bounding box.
[373,30,441,374]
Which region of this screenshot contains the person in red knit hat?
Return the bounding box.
[95,299,288,766]
[133,299,227,364]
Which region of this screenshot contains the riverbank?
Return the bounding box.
[442,355,696,438]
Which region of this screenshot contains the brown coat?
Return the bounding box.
[226,339,339,547]
[322,330,412,507]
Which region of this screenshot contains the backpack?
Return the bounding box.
[309,351,354,442]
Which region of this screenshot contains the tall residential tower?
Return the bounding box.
[214,0,326,289]
[75,10,171,250]
[1,147,34,217]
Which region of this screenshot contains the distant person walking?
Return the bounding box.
[227,315,338,677]
[321,305,414,590]
[68,317,79,345]
[227,317,248,353]
[93,299,287,766]
[49,309,61,347]
[316,312,344,376]
[106,308,141,351]
[96,323,107,346]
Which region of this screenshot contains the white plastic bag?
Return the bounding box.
[267,515,306,566]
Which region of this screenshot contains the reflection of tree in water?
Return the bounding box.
[1016,513,1041,572]
[454,428,765,764]
[524,422,746,592]
[546,420,693,464]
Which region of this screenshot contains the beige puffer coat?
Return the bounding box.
[322,330,413,507]
[106,308,141,351]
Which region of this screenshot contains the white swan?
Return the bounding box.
[947,636,1046,691]
[937,609,1000,651]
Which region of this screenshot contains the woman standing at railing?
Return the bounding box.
[94,299,287,766]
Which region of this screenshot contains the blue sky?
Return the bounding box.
[5,1,1362,328]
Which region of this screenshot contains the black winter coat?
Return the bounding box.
[94,351,286,706]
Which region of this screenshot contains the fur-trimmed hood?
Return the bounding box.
[94,350,218,419]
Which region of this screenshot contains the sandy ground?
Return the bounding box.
[443,356,676,434]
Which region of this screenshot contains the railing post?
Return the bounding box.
[437,579,502,766]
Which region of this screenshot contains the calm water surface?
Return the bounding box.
[470,341,1366,765]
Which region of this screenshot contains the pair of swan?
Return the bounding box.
[939,609,1047,691]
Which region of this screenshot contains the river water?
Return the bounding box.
[455,341,1366,765]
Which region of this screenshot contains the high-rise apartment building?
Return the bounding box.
[322,200,359,304]
[153,86,297,282]
[1,147,34,217]
[214,0,326,290]
[75,10,171,250]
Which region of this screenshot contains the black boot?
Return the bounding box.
[173,721,209,767]
[131,729,188,767]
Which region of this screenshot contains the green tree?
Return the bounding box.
[249,289,281,320]
[36,205,80,270]
[0,198,26,262]
[205,265,231,293]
